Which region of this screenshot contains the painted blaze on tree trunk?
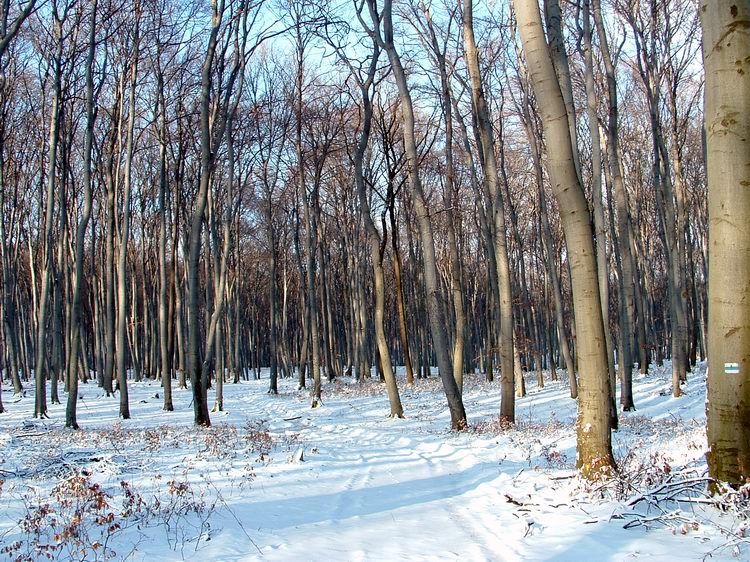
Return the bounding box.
[702,0,750,488]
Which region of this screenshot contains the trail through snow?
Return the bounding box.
[0,363,741,561]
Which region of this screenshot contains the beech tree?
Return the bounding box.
[513,0,615,477]
[702,0,750,488]
[360,0,467,429]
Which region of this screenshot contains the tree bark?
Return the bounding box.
[34,12,64,419]
[514,0,615,477]
[66,0,98,429]
[464,2,515,419]
[363,0,467,429]
[350,38,403,417]
[702,0,750,488]
[115,18,140,420]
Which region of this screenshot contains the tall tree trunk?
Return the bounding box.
[464,0,515,420]
[116,22,140,420]
[156,57,173,412]
[703,0,750,488]
[580,4,618,426]
[422,9,466,394]
[66,0,98,429]
[513,63,577,399]
[34,14,64,419]
[295,29,322,406]
[514,0,615,477]
[591,0,636,410]
[187,1,223,427]
[268,212,279,394]
[368,0,466,429]
[351,40,403,417]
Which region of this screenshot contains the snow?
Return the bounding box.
[0,363,743,561]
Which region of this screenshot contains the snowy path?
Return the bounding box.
[0,364,738,561]
[221,388,524,561]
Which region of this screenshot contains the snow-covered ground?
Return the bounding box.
[0,363,745,561]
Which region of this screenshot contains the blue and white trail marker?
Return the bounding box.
[724,363,740,375]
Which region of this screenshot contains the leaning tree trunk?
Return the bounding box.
[34,17,64,419]
[514,0,615,477]
[464,0,514,419]
[66,0,98,429]
[370,0,467,429]
[702,0,750,488]
[352,41,403,418]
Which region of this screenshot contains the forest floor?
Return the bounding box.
[0,362,746,561]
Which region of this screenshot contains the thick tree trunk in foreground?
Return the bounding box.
[703,0,750,488]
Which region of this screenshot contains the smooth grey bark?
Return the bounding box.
[115,16,140,420]
[463,0,515,420]
[702,0,750,488]
[361,0,466,429]
[510,48,578,399]
[66,0,98,429]
[577,0,617,427]
[155,47,173,412]
[102,93,118,398]
[514,0,615,477]
[591,0,636,409]
[188,0,224,427]
[35,10,65,419]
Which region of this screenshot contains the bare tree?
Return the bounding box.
[463,0,515,420]
[359,0,466,429]
[703,0,750,489]
[0,0,36,59]
[513,0,615,477]
[66,0,98,429]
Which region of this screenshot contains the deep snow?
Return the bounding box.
[0,363,745,561]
